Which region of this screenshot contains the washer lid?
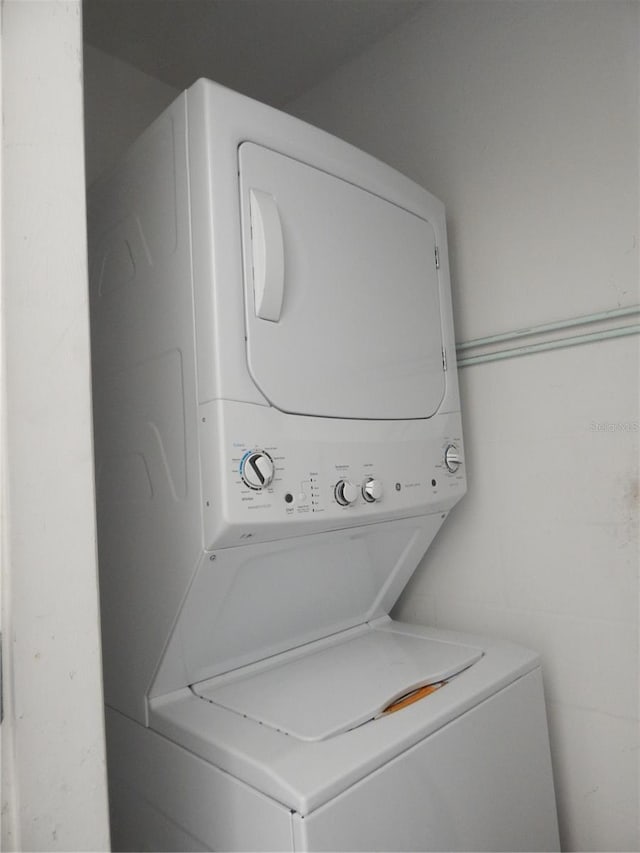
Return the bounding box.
[193,628,482,742]
[238,143,446,420]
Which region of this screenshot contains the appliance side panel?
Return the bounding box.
[106,708,295,852]
[186,81,269,407]
[88,95,204,724]
[294,668,559,852]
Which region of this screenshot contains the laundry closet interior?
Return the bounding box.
[82,2,639,852]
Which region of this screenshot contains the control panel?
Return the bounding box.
[199,401,466,549]
[230,443,463,513]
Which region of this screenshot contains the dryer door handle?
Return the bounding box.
[249,189,285,322]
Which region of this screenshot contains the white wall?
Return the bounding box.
[1,2,110,849]
[288,0,639,342]
[287,3,639,851]
[83,45,178,185]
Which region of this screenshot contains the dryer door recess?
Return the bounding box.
[239,142,446,420]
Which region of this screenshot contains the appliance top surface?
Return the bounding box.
[151,622,542,815]
[192,627,483,741]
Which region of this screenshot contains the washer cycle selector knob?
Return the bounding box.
[362,477,384,503]
[240,451,275,489]
[444,444,462,473]
[334,479,359,507]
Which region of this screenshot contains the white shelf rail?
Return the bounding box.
[455,305,640,367]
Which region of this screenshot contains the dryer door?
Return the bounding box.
[238,143,445,420]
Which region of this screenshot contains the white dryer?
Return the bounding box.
[88,79,559,851]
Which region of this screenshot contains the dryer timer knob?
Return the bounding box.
[444,444,462,473]
[241,451,275,489]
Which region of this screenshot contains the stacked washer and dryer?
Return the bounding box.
[89,80,560,851]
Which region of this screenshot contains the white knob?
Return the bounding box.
[444,444,461,473]
[335,479,359,506]
[241,451,275,489]
[362,477,383,503]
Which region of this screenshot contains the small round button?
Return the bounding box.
[240,450,275,489]
[335,479,359,506]
[362,477,383,503]
[444,444,462,473]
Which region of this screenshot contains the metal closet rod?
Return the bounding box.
[455,305,640,367]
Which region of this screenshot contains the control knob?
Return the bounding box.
[335,479,359,507]
[240,450,275,489]
[362,477,384,503]
[444,444,462,473]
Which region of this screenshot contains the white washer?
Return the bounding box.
[88,79,559,851]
